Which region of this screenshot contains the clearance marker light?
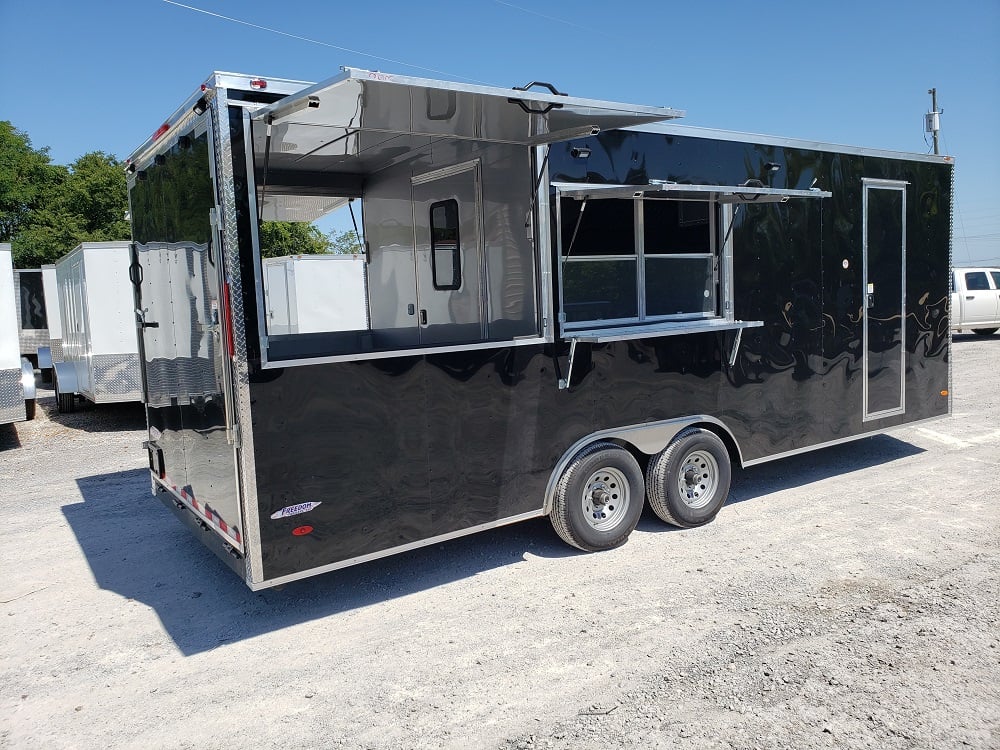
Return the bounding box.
[940,390,949,397]
[292,525,314,536]
[250,78,267,90]
[152,123,170,141]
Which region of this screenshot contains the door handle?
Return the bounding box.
[136,308,160,329]
[966,295,975,300]
[419,309,427,326]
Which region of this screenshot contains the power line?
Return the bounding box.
[491,0,612,37]
[161,1,491,84]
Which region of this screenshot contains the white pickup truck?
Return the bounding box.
[952,267,1000,336]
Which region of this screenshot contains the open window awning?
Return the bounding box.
[250,68,684,178]
[553,181,833,203]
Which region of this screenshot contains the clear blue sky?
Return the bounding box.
[2,0,997,264]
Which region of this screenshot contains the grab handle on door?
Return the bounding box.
[419,309,427,326]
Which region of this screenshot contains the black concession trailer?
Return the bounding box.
[125,69,952,589]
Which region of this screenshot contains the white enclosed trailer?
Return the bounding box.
[262,254,368,336]
[52,242,142,412]
[0,244,35,424]
[37,264,64,376]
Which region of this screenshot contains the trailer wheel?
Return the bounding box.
[54,373,75,414]
[646,428,731,528]
[550,442,645,552]
[972,328,998,336]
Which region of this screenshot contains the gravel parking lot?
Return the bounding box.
[1,336,998,750]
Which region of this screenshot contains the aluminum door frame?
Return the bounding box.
[862,178,907,422]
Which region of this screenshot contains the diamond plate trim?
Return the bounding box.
[212,95,264,583]
[0,367,26,424]
[91,353,143,401]
[18,328,49,356]
[49,339,63,363]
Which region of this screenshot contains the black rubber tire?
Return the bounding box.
[972,328,998,336]
[646,428,732,528]
[24,398,35,421]
[54,372,75,414]
[549,441,645,552]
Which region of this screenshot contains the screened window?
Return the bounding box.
[560,199,638,324]
[430,200,461,290]
[558,196,718,329]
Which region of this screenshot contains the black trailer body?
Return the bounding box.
[126,70,952,589]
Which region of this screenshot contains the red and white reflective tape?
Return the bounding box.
[162,476,243,546]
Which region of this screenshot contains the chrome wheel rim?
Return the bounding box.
[581,467,630,531]
[676,450,719,509]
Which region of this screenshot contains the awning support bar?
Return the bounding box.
[559,338,579,390]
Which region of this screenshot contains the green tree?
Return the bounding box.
[0,121,64,244]
[10,148,130,267]
[328,229,363,255]
[258,221,331,258]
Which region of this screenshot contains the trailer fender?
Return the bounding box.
[542,415,743,515]
[37,346,52,371]
[52,360,79,397]
[20,358,36,401]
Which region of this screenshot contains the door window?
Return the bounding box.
[430,200,461,290]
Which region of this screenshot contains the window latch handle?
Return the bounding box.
[419,309,428,326]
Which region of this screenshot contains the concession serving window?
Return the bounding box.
[248,67,683,366]
[553,181,832,342]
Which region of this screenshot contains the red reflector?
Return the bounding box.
[152,123,170,141]
[221,281,235,358]
[249,78,267,90]
[201,83,208,91]
[292,525,314,536]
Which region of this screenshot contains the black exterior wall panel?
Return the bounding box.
[549,131,951,455]
[246,131,949,581]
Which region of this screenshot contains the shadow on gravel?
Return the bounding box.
[43,396,147,433]
[0,423,22,450]
[66,434,924,655]
[727,434,924,505]
[67,469,570,655]
[952,332,998,342]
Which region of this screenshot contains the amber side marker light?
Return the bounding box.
[940,390,949,397]
[292,525,314,536]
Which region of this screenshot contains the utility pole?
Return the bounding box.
[926,88,940,155]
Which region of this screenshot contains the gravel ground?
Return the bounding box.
[1,336,998,750]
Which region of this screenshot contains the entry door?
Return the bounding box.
[862,179,907,421]
[411,161,485,345]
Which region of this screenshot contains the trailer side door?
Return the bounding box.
[862,178,907,420]
[411,161,485,345]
